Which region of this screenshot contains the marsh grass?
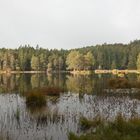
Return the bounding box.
[69,114,140,140]
[41,86,64,96]
[80,116,102,130]
[26,91,46,108]
[108,78,140,89]
[14,108,20,121]
[27,105,46,116]
[108,78,131,89]
[26,86,64,97]
[36,112,64,126]
[25,87,63,115]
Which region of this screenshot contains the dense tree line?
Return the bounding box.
[1,40,140,71]
[0,45,68,71]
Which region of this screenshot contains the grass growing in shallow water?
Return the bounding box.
[26,92,46,108]
[26,86,64,97]
[80,116,102,130]
[41,86,63,96]
[69,115,140,140]
[25,86,63,112]
[26,86,63,108]
[108,78,140,89]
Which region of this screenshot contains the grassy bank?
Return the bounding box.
[69,115,140,140]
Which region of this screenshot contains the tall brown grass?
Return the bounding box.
[108,78,140,89]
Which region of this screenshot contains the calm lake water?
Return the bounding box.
[0,73,140,140]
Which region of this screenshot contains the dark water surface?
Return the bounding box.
[0,73,140,140]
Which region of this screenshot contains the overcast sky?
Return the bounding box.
[0,0,140,49]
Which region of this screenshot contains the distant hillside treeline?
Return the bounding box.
[1,40,140,71]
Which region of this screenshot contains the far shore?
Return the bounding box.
[94,69,140,74]
[0,70,69,74]
[0,69,140,75]
[68,69,140,75]
[0,71,46,74]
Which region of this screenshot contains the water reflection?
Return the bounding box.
[0,74,140,140]
[66,75,94,94]
[0,73,110,95]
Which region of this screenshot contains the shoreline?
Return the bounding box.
[0,69,140,75]
[0,71,46,74]
[94,69,139,74]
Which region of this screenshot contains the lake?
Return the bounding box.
[0,73,140,140]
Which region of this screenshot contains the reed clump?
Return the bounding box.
[41,86,64,96]
[108,78,131,89]
[27,86,64,97]
[26,91,46,108]
[108,78,140,89]
[80,116,102,130]
[69,114,140,140]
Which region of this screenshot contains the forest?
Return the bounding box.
[1,40,140,71]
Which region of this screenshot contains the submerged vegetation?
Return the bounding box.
[69,115,140,140]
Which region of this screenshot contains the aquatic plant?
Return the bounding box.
[69,132,94,140]
[36,112,63,126]
[14,108,20,121]
[26,92,46,108]
[41,86,63,96]
[37,114,48,126]
[26,86,64,97]
[27,105,46,116]
[108,78,131,89]
[80,116,102,130]
[108,78,140,90]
